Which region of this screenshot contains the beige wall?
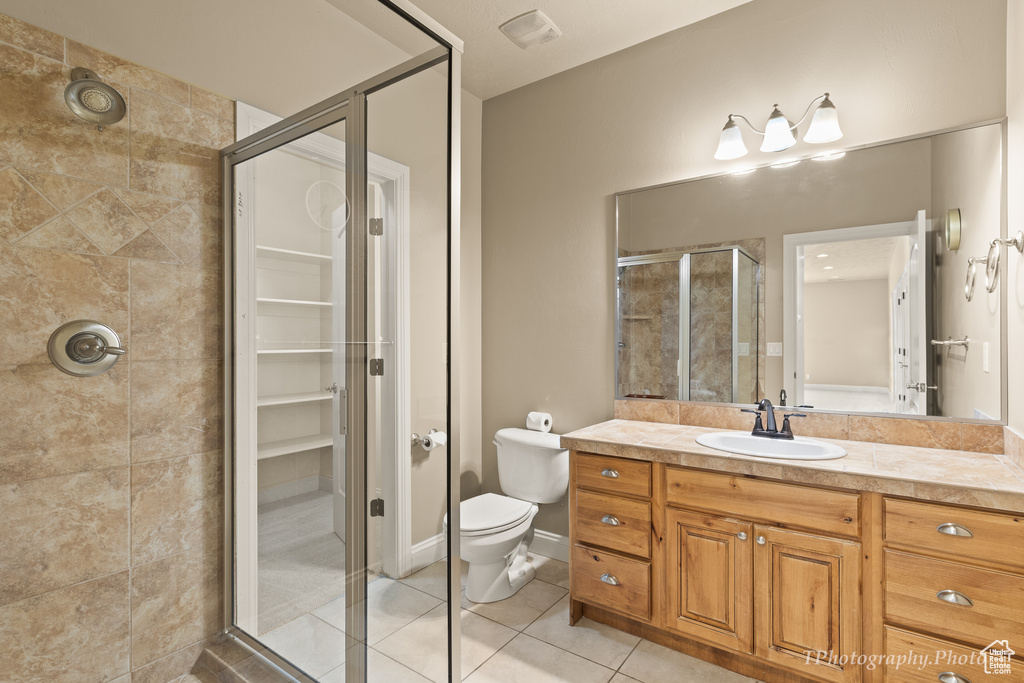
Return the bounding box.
[931,124,1003,419]
[0,16,229,681]
[482,0,1006,538]
[804,280,890,388]
[1007,3,1024,434]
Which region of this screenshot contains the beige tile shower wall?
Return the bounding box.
[482,0,1006,539]
[0,15,231,683]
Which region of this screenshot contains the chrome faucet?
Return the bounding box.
[741,399,805,440]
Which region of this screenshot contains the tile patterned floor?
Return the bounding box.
[259,555,762,683]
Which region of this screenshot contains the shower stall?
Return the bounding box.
[616,246,760,404]
[221,6,462,682]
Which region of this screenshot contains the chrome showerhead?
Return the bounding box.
[64,67,126,130]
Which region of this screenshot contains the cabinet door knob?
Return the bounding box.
[936,590,974,607]
[756,535,766,545]
[601,468,619,478]
[936,523,973,538]
[599,573,620,586]
[737,532,747,541]
[938,673,972,683]
[601,515,620,526]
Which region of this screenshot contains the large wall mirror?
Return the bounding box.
[616,120,1007,423]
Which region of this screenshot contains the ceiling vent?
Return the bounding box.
[499,10,562,49]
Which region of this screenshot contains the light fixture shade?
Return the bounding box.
[803,95,842,143]
[714,118,747,160]
[760,106,796,152]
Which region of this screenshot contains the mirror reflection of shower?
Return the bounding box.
[617,245,761,403]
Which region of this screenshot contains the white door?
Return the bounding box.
[905,209,930,414]
[893,266,911,414]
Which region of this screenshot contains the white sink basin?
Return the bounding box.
[695,432,847,460]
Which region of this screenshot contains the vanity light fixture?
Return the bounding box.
[816,253,829,258]
[714,93,843,160]
[823,266,834,270]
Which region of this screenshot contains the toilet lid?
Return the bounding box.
[459,493,534,536]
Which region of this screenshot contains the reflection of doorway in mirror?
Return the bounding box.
[785,215,925,415]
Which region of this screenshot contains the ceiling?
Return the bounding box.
[332,0,754,99]
[0,0,752,110]
[803,237,908,284]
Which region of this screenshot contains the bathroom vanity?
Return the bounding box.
[564,420,1024,683]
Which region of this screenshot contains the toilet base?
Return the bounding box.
[465,551,536,603]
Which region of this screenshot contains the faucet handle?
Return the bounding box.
[779,413,806,438]
[740,408,761,414]
[783,413,807,419]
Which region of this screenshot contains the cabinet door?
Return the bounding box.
[665,509,753,653]
[753,526,862,683]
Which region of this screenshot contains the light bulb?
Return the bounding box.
[761,106,796,152]
[714,117,747,160]
[803,94,843,144]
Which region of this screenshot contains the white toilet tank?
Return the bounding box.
[494,428,568,504]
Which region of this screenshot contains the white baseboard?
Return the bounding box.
[319,475,333,493]
[531,529,570,563]
[257,475,320,505]
[410,533,446,571]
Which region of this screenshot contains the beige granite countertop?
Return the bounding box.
[561,420,1024,512]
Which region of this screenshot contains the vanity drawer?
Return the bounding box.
[575,490,651,558]
[572,544,651,622]
[665,467,860,537]
[883,627,994,682]
[884,550,1024,648]
[575,453,651,498]
[884,498,1024,571]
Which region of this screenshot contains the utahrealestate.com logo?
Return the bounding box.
[981,640,1015,675]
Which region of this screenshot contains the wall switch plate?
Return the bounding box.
[767,342,783,357]
[737,342,749,357]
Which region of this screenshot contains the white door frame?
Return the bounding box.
[783,215,924,408]
[234,103,412,630]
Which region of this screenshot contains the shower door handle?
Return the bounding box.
[338,387,347,436]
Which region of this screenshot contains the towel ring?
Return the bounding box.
[965,256,985,301]
[984,240,1000,292]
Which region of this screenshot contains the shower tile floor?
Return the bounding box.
[258,494,763,683]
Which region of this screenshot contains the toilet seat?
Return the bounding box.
[454,493,535,537]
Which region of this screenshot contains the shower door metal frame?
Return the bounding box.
[221,40,462,682]
[616,245,758,404]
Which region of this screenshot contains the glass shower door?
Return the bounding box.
[224,45,458,683]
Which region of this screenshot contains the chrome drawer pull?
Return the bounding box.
[601,468,619,478]
[737,532,747,541]
[938,673,972,683]
[936,590,973,607]
[936,523,974,538]
[599,573,620,586]
[756,535,766,545]
[601,515,620,526]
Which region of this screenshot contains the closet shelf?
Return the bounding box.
[256,245,332,264]
[257,434,333,460]
[257,392,332,407]
[256,297,333,308]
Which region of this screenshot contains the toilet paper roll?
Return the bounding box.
[526,412,552,432]
[421,430,447,451]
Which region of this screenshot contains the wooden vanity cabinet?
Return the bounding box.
[881,497,1024,677]
[571,452,864,683]
[664,471,863,683]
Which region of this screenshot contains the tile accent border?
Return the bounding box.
[615,399,1005,454]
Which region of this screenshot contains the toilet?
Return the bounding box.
[444,427,568,603]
